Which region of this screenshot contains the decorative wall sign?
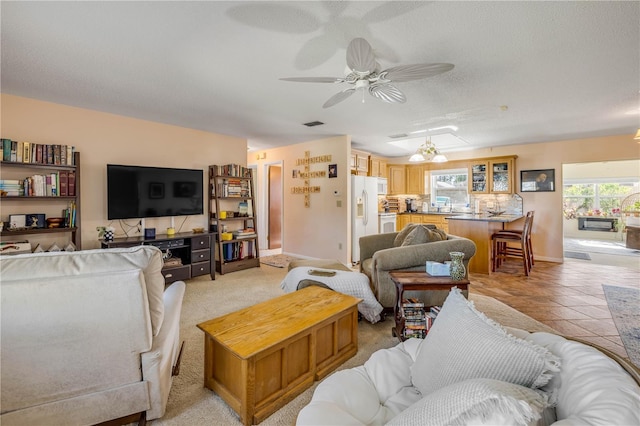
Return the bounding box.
[292,151,332,207]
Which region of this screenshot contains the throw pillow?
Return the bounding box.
[396,224,445,247]
[410,288,560,397]
[394,223,419,247]
[401,226,446,246]
[387,378,550,426]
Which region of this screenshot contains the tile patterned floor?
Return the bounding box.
[470,253,640,361]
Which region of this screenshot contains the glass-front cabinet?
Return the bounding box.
[469,157,515,194]
[469,161,489,193]
[490,158,513,193]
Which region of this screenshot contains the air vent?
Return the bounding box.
[303,121,324,127]
[388,133,409,139]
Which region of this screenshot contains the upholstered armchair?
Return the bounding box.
[359,224,476,310]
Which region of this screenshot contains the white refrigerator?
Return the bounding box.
[352,175,379,264]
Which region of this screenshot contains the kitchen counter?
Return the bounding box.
[398,211,463,216]
[446,214,524,223]
[446,214,525,274]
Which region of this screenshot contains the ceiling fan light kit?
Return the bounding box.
[281,37,454,108]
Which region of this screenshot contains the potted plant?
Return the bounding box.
[97,226,115,241]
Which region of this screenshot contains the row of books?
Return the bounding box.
[2,139,75,166]
[210,164,251,178]
[222,240,255,261]
[216,178,251,197]
[64,202,78,228]
[1,171,76,197]
[402,299,441,339]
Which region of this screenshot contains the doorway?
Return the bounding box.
[268,163,283,249]
[562,160,640,267]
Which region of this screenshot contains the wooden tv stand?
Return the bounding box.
[101,231,215,282]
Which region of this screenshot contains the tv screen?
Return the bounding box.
[107,164,204,220]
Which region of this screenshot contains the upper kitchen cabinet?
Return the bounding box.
[388,165,406,195]
[369,155,388,178]
[469,156,516,194]
[405,164,425,194]
[350,149,370,176]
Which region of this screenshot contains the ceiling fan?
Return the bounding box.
[280,38,454,108]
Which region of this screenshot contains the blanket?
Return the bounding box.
[281,267,383,323]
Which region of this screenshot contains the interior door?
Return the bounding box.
[268,164,282,249]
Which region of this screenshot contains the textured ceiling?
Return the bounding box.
[2,1,639,158]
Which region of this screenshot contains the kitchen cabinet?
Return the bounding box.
[350,149,369,176]
[405,165,425,194]
[397,213,411,230]
[369,156,388,178]
[388,165,406,195]
[469,156,516,194]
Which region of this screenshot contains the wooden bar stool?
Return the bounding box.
[491,211,534,275]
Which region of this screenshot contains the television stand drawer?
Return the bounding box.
[162,265,191,283]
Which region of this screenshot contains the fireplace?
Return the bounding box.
[578,217,617,232]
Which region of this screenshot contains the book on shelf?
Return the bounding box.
[210,164,251,178]
[0,139,74,165]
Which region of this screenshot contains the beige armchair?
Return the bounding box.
[359,225,476,310]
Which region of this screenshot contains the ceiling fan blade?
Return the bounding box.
[381,63,454,82]
[369,84,406,104]
[346,38,377,74]
[323,88,356,108]
[280,77,344,83]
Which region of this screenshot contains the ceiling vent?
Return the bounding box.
[388,133,409,139]
[303,121,324,127]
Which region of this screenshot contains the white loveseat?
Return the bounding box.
[0,246,186,425]
[297,288,640,425]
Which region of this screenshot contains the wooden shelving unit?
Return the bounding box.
[208,165,259,274]
[0,151,81,250]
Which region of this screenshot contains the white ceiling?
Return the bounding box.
[2,1,639,159]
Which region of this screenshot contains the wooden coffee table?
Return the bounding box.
[389,270,470,341]
[196,286,361,426]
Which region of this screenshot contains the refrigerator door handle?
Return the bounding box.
[363,190,368,225]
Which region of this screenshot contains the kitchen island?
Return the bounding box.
[446,214,524,274]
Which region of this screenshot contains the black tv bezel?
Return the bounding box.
[107,164,204,220]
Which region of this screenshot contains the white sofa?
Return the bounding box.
[297,289,640,426]
[0,246,186,425]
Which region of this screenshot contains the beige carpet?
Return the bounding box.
[153,265,557,426]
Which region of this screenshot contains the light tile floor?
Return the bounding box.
[470,245,639,361]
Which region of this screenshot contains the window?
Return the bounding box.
[563,179,638,215]
[430,168,469,209]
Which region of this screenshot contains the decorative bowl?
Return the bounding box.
[46,217,65,228]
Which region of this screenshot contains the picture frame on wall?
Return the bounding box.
[521,169,555,192]
[328,164,337,178]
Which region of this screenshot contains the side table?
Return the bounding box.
[389,270,470,341]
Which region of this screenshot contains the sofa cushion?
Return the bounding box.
[388,378,550,426]
[410,288,560,397]
[526,332,640,426]
[0,246,166,336]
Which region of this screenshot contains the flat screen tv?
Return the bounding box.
[107,164,204,220]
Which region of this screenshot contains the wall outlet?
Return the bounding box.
[337,200,342,207]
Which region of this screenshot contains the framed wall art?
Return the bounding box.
[521,169,555,192]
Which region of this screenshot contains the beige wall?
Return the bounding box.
[250,136,351,264]
[1,94,247,249]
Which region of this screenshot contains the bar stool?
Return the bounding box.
[491,211,534,275]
